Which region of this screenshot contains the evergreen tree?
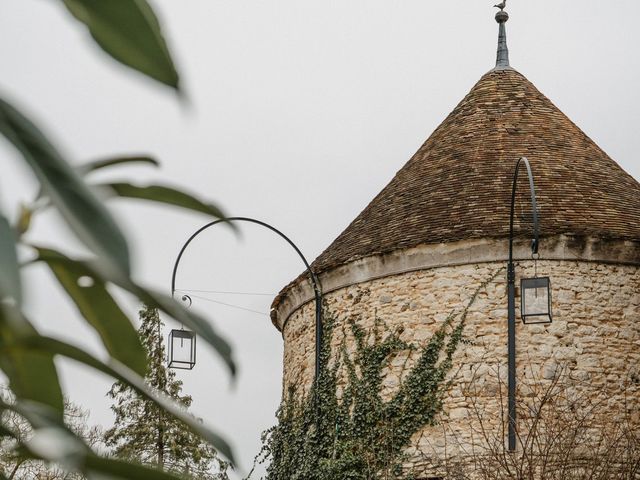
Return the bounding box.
[104,305,228,479]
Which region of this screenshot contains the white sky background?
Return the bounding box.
[1,1,639,477]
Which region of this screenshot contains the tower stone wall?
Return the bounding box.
[276,237,640,475]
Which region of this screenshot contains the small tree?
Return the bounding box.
[417,364,640,479]
[0,387,103,479]
[104,305,228,479]
[463,365,640,480]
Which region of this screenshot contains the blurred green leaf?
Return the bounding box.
[10,334,235,464]
[84,454,191,479]
[96,182,229,219]
[0,96,131,276]
[115,286,236,378]
[31,156,157,208]
[15,203,33,236]
[0,398,61,430]
[38,248,147,377]
[0,306,64,416]
[33,248,236,377]
[78,155,159,176]
[60,0,180,89]
[0,212,21,305]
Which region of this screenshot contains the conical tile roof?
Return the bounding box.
[311,67,640,274]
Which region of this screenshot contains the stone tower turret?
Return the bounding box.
[270,7,640,477]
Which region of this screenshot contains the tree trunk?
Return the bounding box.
[8,459,24,479]
[157,319,165,469]
[158,418,164,468]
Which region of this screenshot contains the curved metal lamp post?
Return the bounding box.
[170,217,323,382]
[507,157,552,452]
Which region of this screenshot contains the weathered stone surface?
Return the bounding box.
[281,259,640,476]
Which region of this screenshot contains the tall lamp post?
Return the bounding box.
[507,157,553,452]
[170,217,324,383]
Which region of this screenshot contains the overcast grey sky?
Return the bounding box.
[1,1,639,477]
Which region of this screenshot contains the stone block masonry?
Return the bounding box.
[280,256,640,475]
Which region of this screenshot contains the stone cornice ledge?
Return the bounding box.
[271,235,640,333]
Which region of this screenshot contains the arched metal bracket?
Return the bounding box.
[508,156,540,264]
[170,217,324,383]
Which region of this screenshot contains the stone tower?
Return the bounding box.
[270,7,640,477]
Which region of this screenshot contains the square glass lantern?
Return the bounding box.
[168,329,196,370]
[520,277,552,324]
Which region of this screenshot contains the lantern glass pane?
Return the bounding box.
[524,285,548,316]
[171,335,193,363]
[521,277,552,324]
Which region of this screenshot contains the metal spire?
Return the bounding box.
[494,1,511,70]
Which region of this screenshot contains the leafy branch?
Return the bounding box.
[1,1,236,478]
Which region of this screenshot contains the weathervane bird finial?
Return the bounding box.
[494,0,506,11]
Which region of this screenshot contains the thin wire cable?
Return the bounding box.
[175,288,275,296]
[186,293,269,317]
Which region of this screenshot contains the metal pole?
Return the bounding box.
[507,261,516,451]
[170,217,324,383]
[507,157,540,452]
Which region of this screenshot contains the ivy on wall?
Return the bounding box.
[255,271,500,480]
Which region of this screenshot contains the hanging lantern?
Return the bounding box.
[520,277,552,324]
[168,329,196,369]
